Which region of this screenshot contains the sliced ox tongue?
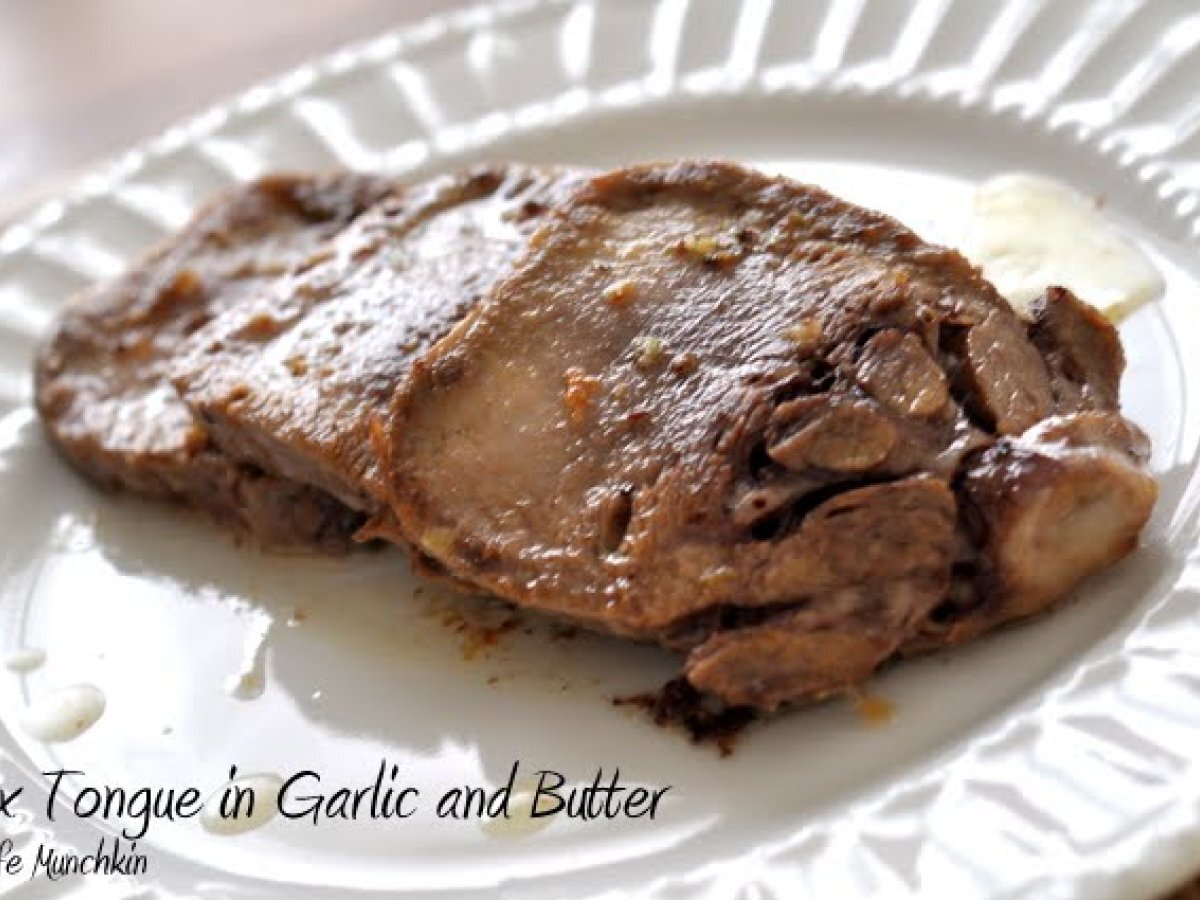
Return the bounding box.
[34,173,395,551]
[381,160,1156,711]
[172,166,588,518]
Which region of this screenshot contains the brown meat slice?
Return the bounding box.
[968,416,1155,615]
[955,311,1055,434]
[173,166,585,515]
[767,397,898,473]
[685,476,955,709]
[854,330,950,419]
[34,174,392,551]
[906,412,1156,650]
[1029,284,1125,411]
[382,161,1153,710]
[904,289,1152,651]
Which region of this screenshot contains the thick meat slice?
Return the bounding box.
[34,174,392,551]
[905,286,1154,651]
[382,161,1153,710]
[906,412,1156,650]
[967,416,1154,613]
[174,166,585,514]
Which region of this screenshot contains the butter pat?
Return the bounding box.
[966,173,1163,321]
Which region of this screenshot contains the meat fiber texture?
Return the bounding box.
[173,166,586,517]
[36,165,583,553]
[383,161,1157,711]
[35,173,393,551]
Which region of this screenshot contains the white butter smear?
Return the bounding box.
[965,173,1164,321]
[224,612,272,701]
[4,647,46,673]
[23,684,106,742]
[480,781,555,840]
[200,773,283,836]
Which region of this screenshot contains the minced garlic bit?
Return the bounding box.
[165,268,204,298]
[636,336,666,370]
[420,527,456,559]
[235,311,283,340]
[698,566,737,590]
[284,356,309,377]
[670,351,699,376]
[782,317,822,354]
[677,233,744,265]
[853,693,894,727]
[683,235,719,257]
[564,367,602,424]
[603,280,638,306]
[296,242,336,273]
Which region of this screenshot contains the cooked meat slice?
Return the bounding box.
[687,622,898,711]
[904,282,1152,654]
[742,476,955,602]
[1028,408,1151,459]
[687,579,948,710]
[687,477,955,710]
[953,311,1055,434]
[174,166,586,514]
[767,397,899,474]
[927,412,1155,645]
[729,476,820,531]
[381,161,1152,710]
[1028,284,1125,411]
[854,330,950,419]
[973,423,1154,609]
[34,173,392,551]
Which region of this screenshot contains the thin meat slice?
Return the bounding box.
[174,166,586,516]
[767,397,898,473]
[1029,284,1125,411]
[34,173,392,551]
[382,161,1153,710]
[685,476,955,709]
[956,311,1055,434]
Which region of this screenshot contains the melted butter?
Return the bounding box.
[480,780,555,840]
[4,647,46,673]
[224,613,272,701]
[853,693,894,727]
[200,774,283,836]
[23,684,106,742]
[965,173,1164,321]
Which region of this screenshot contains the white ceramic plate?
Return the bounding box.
[3,1,1200,897]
